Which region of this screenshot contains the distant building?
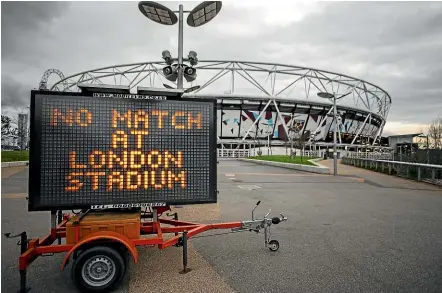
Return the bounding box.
[388,133,424,154]
[388,133,422,148]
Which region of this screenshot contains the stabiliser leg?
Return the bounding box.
[179,231,191,274]
[4,231,31,293]
[57,210,63,245]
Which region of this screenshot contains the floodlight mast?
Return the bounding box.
[177,4,184,89]
[138,1,222,89]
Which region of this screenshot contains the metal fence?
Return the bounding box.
[217,149,321,158]
[217,149,250,158]
[346,152,393,160]
[342,157,442,186]
[392,149,442,165]
[301,150,323,158]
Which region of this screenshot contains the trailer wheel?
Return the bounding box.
[71,246,126,293]
[268,240,280,252]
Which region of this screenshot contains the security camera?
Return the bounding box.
[337,116,342,122]
[183,66,197,82]
[162,50,173,65]
[163,64,178,82]
[188,51,198,66]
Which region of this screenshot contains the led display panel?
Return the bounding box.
[28,91,217,211]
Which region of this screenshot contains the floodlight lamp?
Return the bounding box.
[162,50,173,65]
[317,92,334,100]
[138,1,178,25]
[188,51,198,65]
[187,1,222,27]
[184,85,201,93]
[163,83,175,89]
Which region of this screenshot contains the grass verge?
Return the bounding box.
[248,155,317,166]
[1,151,29,162]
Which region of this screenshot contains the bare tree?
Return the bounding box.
[428,117,442,149]
[293,130,311,162]
[288,124,302,159]
[1,115,18,142]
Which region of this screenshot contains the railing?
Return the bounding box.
[301,150,322,158]
[342,157,442,186]
[217,149,250,158]
[346,152,393,160]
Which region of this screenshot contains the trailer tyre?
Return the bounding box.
[71,246,126,293]
[268,240,280,252]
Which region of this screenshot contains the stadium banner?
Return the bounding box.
[28,91,217,211]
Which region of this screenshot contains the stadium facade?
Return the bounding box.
[45,60,391,149]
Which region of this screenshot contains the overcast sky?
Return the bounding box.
[2,1,442,135]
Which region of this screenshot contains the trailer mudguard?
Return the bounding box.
[61,231,139,270]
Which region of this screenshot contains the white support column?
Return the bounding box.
[217,136,224,149]
[372,120,386,146]
[351,113,371,145]
[272,100,289,138]
[308,107,333,144]
[231,63,235,94]
[235,99,272,149]
[372,106,390,145]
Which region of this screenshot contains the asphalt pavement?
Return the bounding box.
[2,159,442,293]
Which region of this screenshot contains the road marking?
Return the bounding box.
[225,173,236,177]
[232,172,325,177]
[2,193,27,199]
[238,185,261,190]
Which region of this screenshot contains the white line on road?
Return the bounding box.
[238,185,261,190]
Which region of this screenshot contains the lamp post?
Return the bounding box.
[317,91,351,176]
[138,1,222,89]
[262,122,274,156]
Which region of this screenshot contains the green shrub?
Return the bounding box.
[1,151,29,162]
[248,155,317,166]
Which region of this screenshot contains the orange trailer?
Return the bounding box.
[6,203,287,293]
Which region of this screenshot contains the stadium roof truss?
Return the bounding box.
[47,60,392,146]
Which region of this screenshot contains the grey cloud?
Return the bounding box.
[1,75,33,111]
[243,2,442,125]
[1,1,70,59]
[1,1,442,130]
[1,1,68,32]
[266,2,442,48]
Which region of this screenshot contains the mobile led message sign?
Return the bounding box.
[28,91,217,211]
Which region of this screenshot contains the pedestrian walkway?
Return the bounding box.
[1,166,25,179]
[320,159,442,191]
